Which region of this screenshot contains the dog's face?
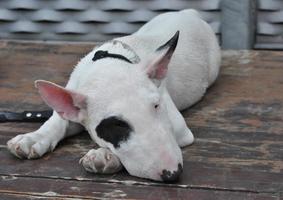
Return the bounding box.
[85,63,183,181]
[36,32,183,181]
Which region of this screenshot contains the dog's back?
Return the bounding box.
[119,9,221,110]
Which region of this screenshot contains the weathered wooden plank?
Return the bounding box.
[0,193,64,200]
[185,51,283,132]
[0,41,283,197]
[0,127,282,194]
[0,175,280,200]
[0,122,282,177]
[0,41,94,112]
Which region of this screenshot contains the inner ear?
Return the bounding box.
[146,31,179,81]
[35,80,86,122]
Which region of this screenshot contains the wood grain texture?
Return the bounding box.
[0,41,282,199]
[0,175,279,200]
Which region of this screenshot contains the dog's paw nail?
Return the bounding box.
[29,148,39,159]
[105,153,111,161]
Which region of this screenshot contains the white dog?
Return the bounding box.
[7,9,220,182]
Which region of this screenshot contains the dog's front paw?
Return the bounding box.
[7,133,54,159]
[79,148,122,174]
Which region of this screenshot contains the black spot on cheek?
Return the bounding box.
[96,117,132,148]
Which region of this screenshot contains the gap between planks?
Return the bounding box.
[0,174,280,196]
[0,190,99,200]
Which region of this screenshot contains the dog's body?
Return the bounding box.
[7,9,220,182]
[120,9,220,110]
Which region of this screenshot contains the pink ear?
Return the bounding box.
[35,80,86,122]
[147,31,179,80]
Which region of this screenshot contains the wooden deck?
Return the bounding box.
[0,41,282,200]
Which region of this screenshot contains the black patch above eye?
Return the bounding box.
[95,116,132,148]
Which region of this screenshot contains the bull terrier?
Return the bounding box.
[7,9,220,182]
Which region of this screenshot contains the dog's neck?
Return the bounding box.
[94,40,140,64]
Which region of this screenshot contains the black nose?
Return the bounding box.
[160,163,183,182]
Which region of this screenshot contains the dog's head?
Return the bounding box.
[35,32,183,181]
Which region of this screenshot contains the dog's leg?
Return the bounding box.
[80,148,123,174]
[7,111,83,159]
[165,92,194,147]
[170,109,194,147]
[175,123,194,147]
